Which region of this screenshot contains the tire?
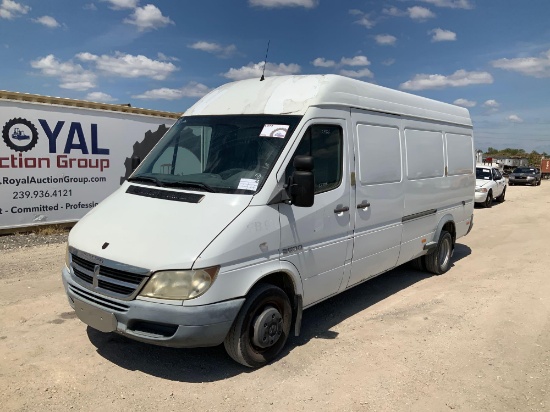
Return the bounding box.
[409,256,425,271]
[224,284,292,368]
[509,182,514,186]
[483,191,493,208]
[424,230,453,275]
[496,188,506,202]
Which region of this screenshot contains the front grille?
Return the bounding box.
[69,283,130,312]
[70,253,149,299]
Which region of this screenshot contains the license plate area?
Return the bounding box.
[74,298,117,333]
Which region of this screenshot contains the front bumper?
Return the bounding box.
[62,267,244,348]
[509,177,536,185]
[474,191,488,203]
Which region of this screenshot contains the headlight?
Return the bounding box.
[139,266,219,300]
[475,187,488,193]
[65,244,71,269]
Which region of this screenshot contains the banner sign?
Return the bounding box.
[0,100,175,229]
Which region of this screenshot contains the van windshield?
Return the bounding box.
[131,115,301,194]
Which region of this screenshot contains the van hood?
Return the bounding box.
[68,183,252,270]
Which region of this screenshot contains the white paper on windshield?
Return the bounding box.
[260,124,289,138]
[238,178,259,191]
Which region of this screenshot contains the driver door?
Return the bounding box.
[278,119,352,307]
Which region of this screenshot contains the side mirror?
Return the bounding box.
[289,155,314,207]
[131,156,141,171]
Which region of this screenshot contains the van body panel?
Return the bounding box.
[68,181,252,270]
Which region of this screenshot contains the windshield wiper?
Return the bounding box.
[128,176,165,187]
[164,181,217,193]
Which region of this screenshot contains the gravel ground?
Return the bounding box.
[0,230,69,251]
[1,184,550,411]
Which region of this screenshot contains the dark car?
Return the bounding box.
[508,167,542,186]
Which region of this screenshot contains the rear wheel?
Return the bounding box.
[496,187,506,202]
[224,284,292,368]
[425,230,453,275]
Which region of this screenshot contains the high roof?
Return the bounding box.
[185,74,472,127]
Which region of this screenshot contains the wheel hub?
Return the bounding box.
[252,305,283,348]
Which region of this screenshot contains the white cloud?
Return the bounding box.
[76,51,178,80]
[248,0,318,8]
[31,54,97,91]
[222,61,301,81]
[124,4,174,31]
[417,0,474,9]
[491,49,550,78]
[483,99,500,108]
[453,98,476,107]
[100,0,138,10]
[430,28,456,42]
[351,10,376,29]
[382,58,396,66]
[400,69,493,90]
[86,92,117,102]
[408,6,436,20]
[312,57,336,68]
[313,56,373,75]
[0,0,30,19]
[382,7,406,17]
[375,34,397,46]
[133,82,211,100]
[507,114,523,123]
[32,15,61,28]
[84,3,97,11]
[339,68,374,79]
[189,41,237,58]
[340,56,370,66]
[157,52,179,62]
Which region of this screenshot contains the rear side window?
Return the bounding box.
[356,123,401,185]
[405,129,444,180]
[446,133,473,176]
[286,124,343,194]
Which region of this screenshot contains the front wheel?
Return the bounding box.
[424,230,453,275]
[224,284,292,368]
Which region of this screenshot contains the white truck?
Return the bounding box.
[0,91,178,231]
[62,75,475,367]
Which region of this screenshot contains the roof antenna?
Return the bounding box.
[260,40,270,81]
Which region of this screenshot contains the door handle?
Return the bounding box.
[334,206,349,214]
[357,201,371,209]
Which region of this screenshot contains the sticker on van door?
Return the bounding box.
[260,124,289,138]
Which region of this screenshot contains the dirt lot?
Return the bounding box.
[1,183,549,412]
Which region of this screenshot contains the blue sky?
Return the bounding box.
[1,0,549,153]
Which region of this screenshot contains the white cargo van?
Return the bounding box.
[62,75,475,367]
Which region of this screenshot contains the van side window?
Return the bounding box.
[286,124,343,194]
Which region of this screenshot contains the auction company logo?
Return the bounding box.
[1,117,110,172]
